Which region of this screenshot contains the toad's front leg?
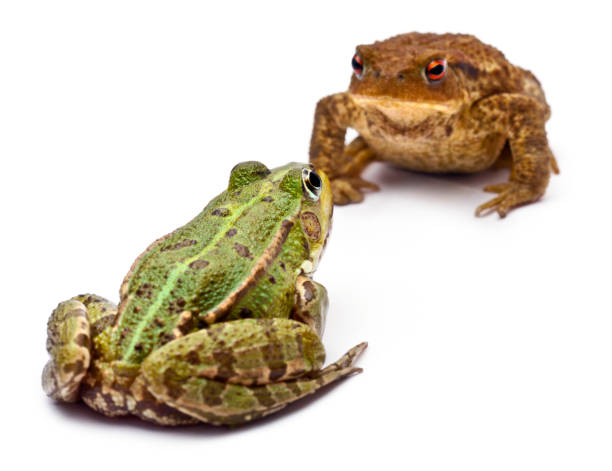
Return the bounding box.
[310,93,378,205]
[141,318,366,426]
[473,94,556,217]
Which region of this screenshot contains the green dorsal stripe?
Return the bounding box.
[122,168,295,362]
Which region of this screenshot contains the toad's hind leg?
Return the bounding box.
[493,140,559,174]
[141,318,366,425]
[42,294,117,402]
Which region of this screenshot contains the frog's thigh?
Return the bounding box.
[292,275,328,338]
[141,318,359,425]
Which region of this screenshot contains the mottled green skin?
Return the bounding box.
[113,163,316,365]
[43,161,365,426]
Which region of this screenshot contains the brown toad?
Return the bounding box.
[309,32,558,217]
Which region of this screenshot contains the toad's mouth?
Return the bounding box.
[350,94,464,120]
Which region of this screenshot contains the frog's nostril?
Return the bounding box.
[397,73,405,80]
[374,70,381,78]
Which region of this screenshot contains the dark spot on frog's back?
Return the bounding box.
[189,259,209,270]
[233,242,253,259]
[454,61,480,79]
[135,283,154,298]
[225,228,237,238]
[261,196,274,202]
[161,239,197,252]
[211,208,230,217]
[445,124,453,137]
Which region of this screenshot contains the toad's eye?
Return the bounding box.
[426,59,447,82]
[352,53,364,79]
[302,168,322,200]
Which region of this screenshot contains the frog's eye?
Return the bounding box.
[426,59,447,82]
[352,53,364,79]
[302,168,322,200]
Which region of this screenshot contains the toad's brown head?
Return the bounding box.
[348,33,494,104]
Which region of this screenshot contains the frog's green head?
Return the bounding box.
[269,162,333,273]
[228,161,332,273]
[296,165,333,272]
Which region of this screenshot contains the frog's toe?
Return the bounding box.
[319,342,368,375]
[476,182,543,218]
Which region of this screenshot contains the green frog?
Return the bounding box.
[42,161,366,426]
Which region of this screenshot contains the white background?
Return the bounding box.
[1,1,610,470]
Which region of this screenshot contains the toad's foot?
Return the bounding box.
[331,177,379,205]
[475,182,545,218]
[337,136,377,174]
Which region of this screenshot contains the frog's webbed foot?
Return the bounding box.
[475,181,545,218]
[141,318,366,426]
[317,341,367,376]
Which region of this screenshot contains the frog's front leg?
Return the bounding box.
[291,275,329,337]
[473,94,556,217]
[42,294,117,402]
[310,93,378,205]
[140,318,366,426]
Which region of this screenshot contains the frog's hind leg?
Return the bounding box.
[42,298,92,402]
[141,318,366,426]
[42,294,117,402]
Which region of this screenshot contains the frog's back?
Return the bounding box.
[112,164,306,364]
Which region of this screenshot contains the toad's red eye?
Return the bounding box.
[352,53,364,79]
[426,59,447,82]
